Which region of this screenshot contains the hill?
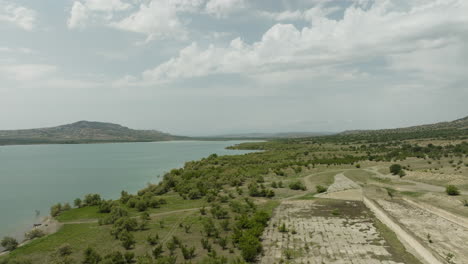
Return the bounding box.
[339,116,468,139]
[0,121,187,145]
[206,131,335,139]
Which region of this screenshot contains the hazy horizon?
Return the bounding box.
[1,0,467,135]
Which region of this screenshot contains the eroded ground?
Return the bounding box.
[376,198,468,264]
[260,199,408,264]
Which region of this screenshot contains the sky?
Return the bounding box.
[0,0,467,136]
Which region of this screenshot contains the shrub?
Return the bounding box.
[398,170,406,178]
[83,247,102,264]
[24,229,45,240]
[355,164,361,168]
[84,194,102,206]
[316,185,327,193]
[289,181,306,191]
[136,200,148,212]
[239,233,262,262]
[1,236,19,251]
[119,231,135,250]
[98,200,113,213]
[390,164,402,175]
[152,245,164,259]
[278,223,287,233]
[181,245,196,260]
[74,198,82,208]
[446,185,460,196]
[57,243,72,256]
[50,203,62,217]
[147,233,159,245]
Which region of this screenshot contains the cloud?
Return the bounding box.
[125,0,468,85]
[84,0,131,12]
[68,0,132,29]
[0,64,57,81]
[205,0,245,18]
[0,1,37,30]
[68,2,89,29]
[0,47,34,54]
[260,5,340,22]
[111,0,189,42]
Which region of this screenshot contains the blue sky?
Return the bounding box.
[1,0,467,135]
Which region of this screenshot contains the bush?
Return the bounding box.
[316,185,327,193]
[390,164,402,175]
[24,229,45,240]
[119,231,135,250]
[446,185,460,196]
[239,233,262,262]
[57,243,72,256]
[74,198,82,208]
[289,181,306,191]
[83,247,102,264]
[84,194,102,206]
[1,236,19,251]
[50,203,62,217]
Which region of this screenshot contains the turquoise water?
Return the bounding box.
[0,141,254,239]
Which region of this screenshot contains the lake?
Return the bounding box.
[0,140,255,239]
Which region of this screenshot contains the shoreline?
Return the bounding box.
[0,217,62,257]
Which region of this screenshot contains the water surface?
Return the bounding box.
[0,141,254,239]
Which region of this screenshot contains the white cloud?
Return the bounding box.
[126,0,468,85]
[0,64,57,81]
[68,0,131,29]
[205,0,245,18]
[111,0,188,42]
[260,5,340,22]
[0,2,37,30]
[84,0,131,12]
[0,47,34,54]
[68,2,89,29]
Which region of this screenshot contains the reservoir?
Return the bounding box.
[0,140,254,239]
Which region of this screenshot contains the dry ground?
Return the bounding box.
[259,199,412,264]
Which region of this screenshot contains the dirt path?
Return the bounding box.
[375,198,468,264]
[364,167,468,195]
[315,173,363,201]
[364,197,443,264]
[403,198,468,229]
[317,171,445,264]
[63,208,201,225]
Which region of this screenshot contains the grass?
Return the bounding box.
[307,170,341,190]
[56,206,105,222]
[399,191,424,197]
[56,194,206,222]
[293,192,317,200]
[6,223,118,263]
[344,169,374,184]
[373,219,422,264]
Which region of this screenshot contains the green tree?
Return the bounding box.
[83,247,102,264]
[446,185,460,196]
[1,236,19,251]
[74,198,82,208]
[389,164,402,175]
[119,231,135,250]
[238,233,261,262]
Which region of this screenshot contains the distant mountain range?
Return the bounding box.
[207,132,335,139]
[1,116,466,146]
[341,116,468,136]
[0,121,187,145]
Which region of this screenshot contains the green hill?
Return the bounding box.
[0,121,187,145]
